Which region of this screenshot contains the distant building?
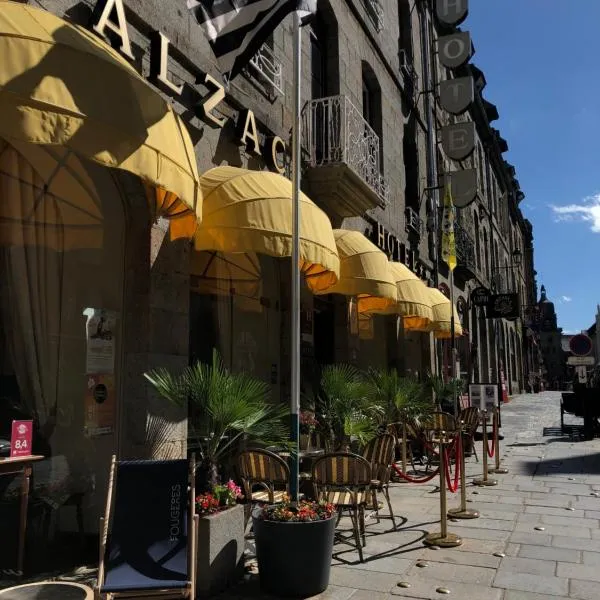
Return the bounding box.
[538,286,566,389]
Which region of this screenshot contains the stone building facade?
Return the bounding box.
[3,0,539,539]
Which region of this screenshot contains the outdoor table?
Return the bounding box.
[0,581,93,599]
[0,455,44,575]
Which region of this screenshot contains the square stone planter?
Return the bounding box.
[196,503,245,597]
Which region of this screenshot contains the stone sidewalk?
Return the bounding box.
[226,392,600,600]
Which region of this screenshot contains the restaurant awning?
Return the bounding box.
[193,166,339,292]
[314,229,397,314]
[379,262,435,329]
[0,3,201,239]
[428,287,464,339]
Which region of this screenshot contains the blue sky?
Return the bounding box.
[466,1,600,334]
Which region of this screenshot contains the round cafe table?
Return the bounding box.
[0,582,93,599]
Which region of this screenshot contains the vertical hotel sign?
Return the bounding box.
[435,0,477,209]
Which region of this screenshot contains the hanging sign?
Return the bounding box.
[441,122,476,161]
[435,0,469,26]
[449,169,478,208]
[439,77,475,115]
[438,32,473,69]
[470,286,490,307]
[10,420,33,458]
[487,293,520,319]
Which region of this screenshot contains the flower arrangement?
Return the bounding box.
[259,495,336,522]
[196,479,243,515]
[299,410,319,434]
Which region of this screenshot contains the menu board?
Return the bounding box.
[469,383,499,413]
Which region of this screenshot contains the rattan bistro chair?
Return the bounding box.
[362,434,397,529]
[238,448,290,505]
[311,453,372,562]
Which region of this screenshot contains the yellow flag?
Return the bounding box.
[441,182,457,271]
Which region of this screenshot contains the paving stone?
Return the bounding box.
[517,513,599,528]
[503,591,570,600]
[498,556,555,576]
[569,578,600,600]
[308,585,358,600]
[509,531,552,546]
[329,567,400,592]
[524,505,584,517]
[551,535,600,552]
[406,561,495,585]
[505,543,520,557]
[583,510,600,519]
[518,544,580,563]
[448,518,515,531]
[556,561,600,582]
[582,550,600,566]
[514,522,592,539]
[347,556,414,575]
[414,548,501,568]
[389,573,503,600]
[341,591,393,600]
[492,570,568,596]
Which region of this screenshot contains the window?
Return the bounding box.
[362,62,384,173]
[310,20,327,100]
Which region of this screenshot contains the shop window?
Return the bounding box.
[0,143,125,552]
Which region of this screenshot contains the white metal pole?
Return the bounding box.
[290,11,302,503]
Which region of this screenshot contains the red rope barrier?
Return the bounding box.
[487,413,497,458]
[392,462,440,484]
[444,434,461,493]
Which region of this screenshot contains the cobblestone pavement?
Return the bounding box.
[6,392,600,600]
[225,392,600,600]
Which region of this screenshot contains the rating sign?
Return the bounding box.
[10,420,33,458]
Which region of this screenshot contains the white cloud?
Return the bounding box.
[561,295,572,303]
[551,192,600,232]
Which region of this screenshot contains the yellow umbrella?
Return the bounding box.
[0,3,201,235]
[378,262,435,331]
[427,287,463,339]
[314,229,397,314]
[193,166,339,292]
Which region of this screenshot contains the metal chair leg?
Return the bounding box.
[359,505,366,549]
[383,485,396,529]
[351,506,363,562]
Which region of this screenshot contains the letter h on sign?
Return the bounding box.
[435,0,468,26]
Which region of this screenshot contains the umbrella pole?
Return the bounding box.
[289,12,302,504]
[450,269,457,416]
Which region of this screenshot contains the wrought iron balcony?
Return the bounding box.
[454,222,477,279]
[247,43,283,95]
[363,0,384,31]
[301,95,389,218]
[405,206,422,236]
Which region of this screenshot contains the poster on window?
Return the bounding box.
[83,308,117,374]
[84,374,115,437]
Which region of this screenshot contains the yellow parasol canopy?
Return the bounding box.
[0,3,201,237]
[193,166,339,292]
[314,229,397,314]
[427,287,464,339]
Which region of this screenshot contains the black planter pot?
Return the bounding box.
[252,508,336,597]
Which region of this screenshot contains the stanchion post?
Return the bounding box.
[448,422,479,519]
[424,430,462,547]
[490,406,509,475]
[473,411,498,487]
[401,421,408,475]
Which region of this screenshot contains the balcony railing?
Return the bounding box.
[455,222,476,274]
[248,43,283,94]
[302,95,389,207]
[405,206,422,236]
[363,0,384,31]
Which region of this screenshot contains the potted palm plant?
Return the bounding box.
[144,349,290,596]
[316,364,382,451]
